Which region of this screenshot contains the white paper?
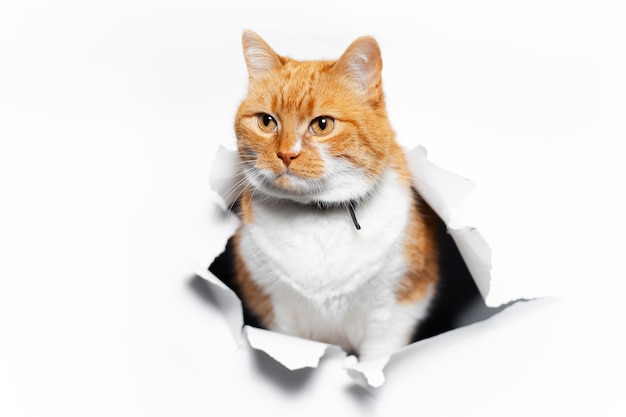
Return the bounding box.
[194,267,245,347]
[245,326,332,370]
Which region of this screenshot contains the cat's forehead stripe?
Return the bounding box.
[270,62,332,115]
[274,82,316,118]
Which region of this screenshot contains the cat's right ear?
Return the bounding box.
[242,30,282,79]
[334,36,383,101]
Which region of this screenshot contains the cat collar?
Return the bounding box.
[347,200,361,230]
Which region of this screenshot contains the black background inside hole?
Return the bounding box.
[209,216,507,344]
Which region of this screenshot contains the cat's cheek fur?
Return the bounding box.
[313,144,375,203]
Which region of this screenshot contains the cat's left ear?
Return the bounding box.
[241,30,283,80]
[334,36,383,101]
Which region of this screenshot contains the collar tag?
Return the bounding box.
[347,200,361,230]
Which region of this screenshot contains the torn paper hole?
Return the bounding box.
[202,144,511,388]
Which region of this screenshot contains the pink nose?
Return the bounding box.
[276,151,299,167]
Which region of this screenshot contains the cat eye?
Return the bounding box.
[257,113,278,132]
[310,116,335,136]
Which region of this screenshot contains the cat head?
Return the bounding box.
[234,30,396,205]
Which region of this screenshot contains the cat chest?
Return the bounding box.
[238,176,413,302]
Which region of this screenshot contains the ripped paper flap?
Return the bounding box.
[406,146,492,300]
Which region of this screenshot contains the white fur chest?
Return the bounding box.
[238,168,413,307]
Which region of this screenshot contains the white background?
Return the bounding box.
[1,1,625,415]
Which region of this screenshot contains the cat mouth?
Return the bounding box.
[274,173,296,190]
[255,170,321,201]
[272,170,316,193]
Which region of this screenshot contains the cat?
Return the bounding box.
[229,30,439,362]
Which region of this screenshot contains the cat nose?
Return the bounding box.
[276,151,299,167]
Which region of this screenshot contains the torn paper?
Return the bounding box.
[201,144,498,388]
[245,326,332,370]
[406,146,492,300]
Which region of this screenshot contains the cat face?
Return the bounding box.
[234,31,396,205]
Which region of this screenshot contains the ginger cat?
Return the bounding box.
[230,30,439,361]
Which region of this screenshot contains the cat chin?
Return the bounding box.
[253,185,367,207]
[246,169,374,206]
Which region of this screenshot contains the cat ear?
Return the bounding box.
[334,36,383,100]
[241,30,283,79]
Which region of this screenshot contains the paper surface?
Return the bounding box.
[202,145,501,387]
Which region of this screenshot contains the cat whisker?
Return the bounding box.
[312,177,325,199]
[248,171,268,205]
[221,174,248,207]
[221,166,260,210]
